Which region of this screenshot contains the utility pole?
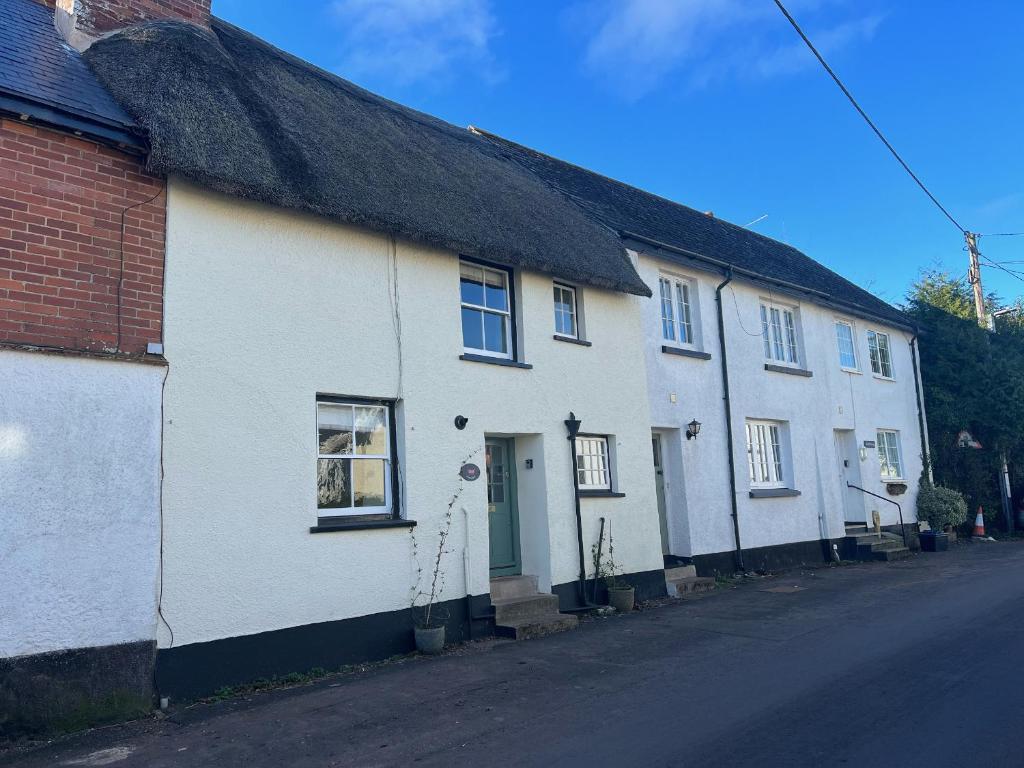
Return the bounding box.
[966,231,988,327]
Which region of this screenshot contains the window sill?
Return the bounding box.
[460,353,532,369]
[553,334,592,347]
[579,490,626,498]
[840,367,862,375]
[764,364,813,378]
[310,518,417,534]
[872,374,896,382]
[749,488,802,499]
[662,345,711,360]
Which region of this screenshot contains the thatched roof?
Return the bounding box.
[82,19,650,296]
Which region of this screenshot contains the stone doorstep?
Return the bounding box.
[492,593,561,624]
[489,574,539,601]
[494,614,579,640]
[668,576,717,599]
[664,565,697,581]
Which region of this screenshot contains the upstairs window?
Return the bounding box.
[867,330,893,378]
[659,275,695,346]
[745,420,786,488]
[761,303,799,365]
[575,435,611,491]
[460,261,512,359]
[317,399,393,518]
[877,429,904,480]
[553,283,578,338]
[835,321,858,370]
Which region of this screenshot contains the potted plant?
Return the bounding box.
[917,483,968,550]
[592,524,634,612]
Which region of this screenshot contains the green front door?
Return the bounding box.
[486,438,521,577]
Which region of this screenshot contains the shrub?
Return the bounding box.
[917,483,969,531]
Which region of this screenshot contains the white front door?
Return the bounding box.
[834,430,866,524]
[652,434,670,555]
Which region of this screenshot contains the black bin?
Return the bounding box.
[919,531,948,552]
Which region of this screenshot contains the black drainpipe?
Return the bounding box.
[565,412,595,607]
[715,272,745,572]
[909,333,932,482]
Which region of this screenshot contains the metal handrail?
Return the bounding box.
[847,483,907,547]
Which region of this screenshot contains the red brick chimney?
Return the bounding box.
[56,0,211,50]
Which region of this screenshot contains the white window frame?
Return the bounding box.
[316,399,393,518]
[553,282,579,339]
[877,429,904,481]
[460,260,513,360]
[867,330,894,379]
[745,420,787,489]
[659,274,696,347]
[834,320,859,371]
[760,302,800,366]
[575,435,612,491]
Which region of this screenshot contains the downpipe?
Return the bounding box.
[715,271,745,572]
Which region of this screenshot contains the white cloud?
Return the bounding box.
[577,0,883,99]
[331,0,501,86]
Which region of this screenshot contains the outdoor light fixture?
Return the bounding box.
[564,411,582,441]
[686,419,702,440]
[454,415,469,430]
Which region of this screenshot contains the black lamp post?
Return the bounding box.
[686,419,702,440]
[564,411,591,606]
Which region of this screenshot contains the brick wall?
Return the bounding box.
[0,119,165,356]
[57,0,210,37]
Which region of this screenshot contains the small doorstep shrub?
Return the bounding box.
[917,483,968,531]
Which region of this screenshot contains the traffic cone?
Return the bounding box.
[973,506,986,537]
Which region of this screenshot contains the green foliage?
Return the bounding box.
[916,483,968,531]
[905,270,1024,526]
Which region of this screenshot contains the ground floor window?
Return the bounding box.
[745,420,786,488]
[316,397,395,517]
[575,435,611,491]
[877,429,904,480]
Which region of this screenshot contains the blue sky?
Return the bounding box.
[215,0,1024,307]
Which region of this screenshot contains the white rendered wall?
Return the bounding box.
[639,253,924,559]
[159,180,663,648]
[0,350,162,657]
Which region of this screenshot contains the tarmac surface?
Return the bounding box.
[4,539,1023,767]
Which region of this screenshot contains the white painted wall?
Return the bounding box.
[159,180,663,648]
[0,350,162,657]
[639,253,925,559]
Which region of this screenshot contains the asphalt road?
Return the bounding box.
[5,541,1024,767]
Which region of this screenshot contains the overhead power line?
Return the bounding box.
[980,232,1024,237]
[772,0,965,234]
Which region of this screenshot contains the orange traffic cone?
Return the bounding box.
[973,506,986,537]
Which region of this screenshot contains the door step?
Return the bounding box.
[842,530,911,562]
[668,575,717,598]
[491,576,578,640]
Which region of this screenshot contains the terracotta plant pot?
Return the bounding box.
[414,625,445,655]
[607,586,635,613]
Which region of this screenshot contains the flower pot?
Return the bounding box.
[414,624,445,655]
[607,586,635,613]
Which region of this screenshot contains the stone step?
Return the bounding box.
[668,576,716,598]
[856,539,905,553]
[492,593,561,624]
[490,575,539,601]
[871,547,911,562]
[665,565,697,581]
[495,614,579,640]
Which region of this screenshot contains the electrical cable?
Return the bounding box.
[116,186,165,353]
[772,0,965,234]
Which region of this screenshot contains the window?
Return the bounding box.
[553,283,578,338]
[745,420,786,488]
[835,321,858,370]
[659,276,695,346]
[575,436,611,491]
[460,261,512,358]
[877,430,904,480]
[867,330,893,378]
[316,399,393,517]
[760,303,799,365]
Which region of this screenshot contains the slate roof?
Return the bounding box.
[0,0,140,147]
[475,130,910,329]
[81,19,650,296]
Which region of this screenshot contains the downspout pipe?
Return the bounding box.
[565,412,597,607]
[909,332,933,484]
[715,272,745,572]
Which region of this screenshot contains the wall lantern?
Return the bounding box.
[686,419,702,440]
[454,415,469,430]
[564,411,582,441]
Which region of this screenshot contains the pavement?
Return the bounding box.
[4,540,1024,768]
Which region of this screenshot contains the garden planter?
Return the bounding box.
[414,625,445,654]
[919,530,948,552]
[607,586,635,613]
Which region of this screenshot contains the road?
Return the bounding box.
[5,541,1024,767]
